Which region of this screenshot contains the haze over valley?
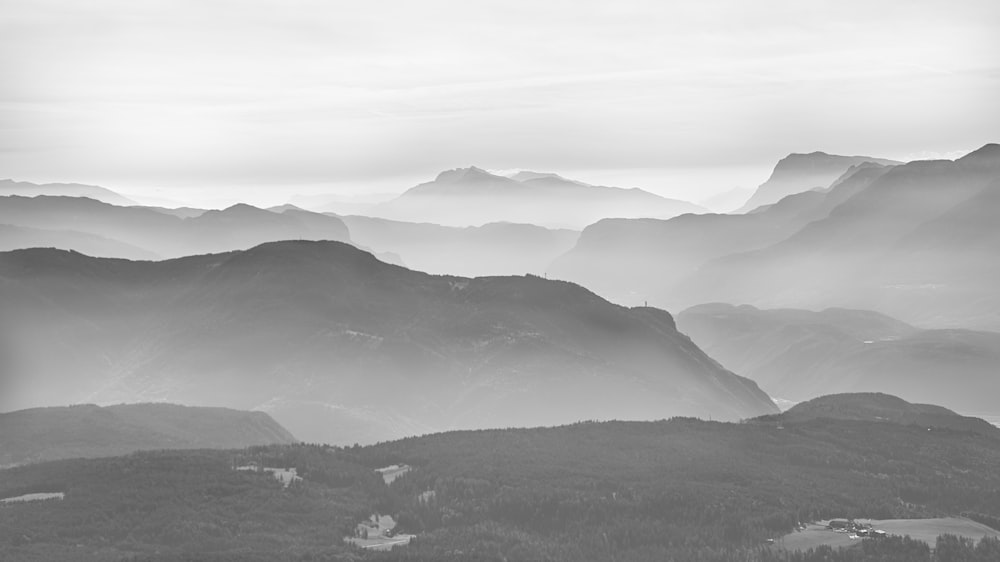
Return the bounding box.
[2,1,999,560]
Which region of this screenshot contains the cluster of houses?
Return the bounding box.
[827,519,888,539]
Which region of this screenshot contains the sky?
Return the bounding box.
[1,0,998,207]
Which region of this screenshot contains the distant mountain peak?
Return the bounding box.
[0,179,137,207]
[268,204,307,213]
[510,170,568,182]
[379,166,705,228]
[736,152,900,212]
[434,166,499,182]
[957,142,1000,170]
[220,202,265,213]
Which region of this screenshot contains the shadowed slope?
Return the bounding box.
[0,403,295,466]
[0,241,776,444]
[677,304,1000,414]
[780,393,996,434]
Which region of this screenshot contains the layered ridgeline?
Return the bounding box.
[364,167,705,229]
[676,304,1000,416]
[552,143,1000,331]
[0,178,138,206]
[0,223,159,260]
[0,194,578,278]
[4,393,995,561]
[0,241,776,444]
[735,152,900,213]
[776,393,997,434]
[0,403,296,467]
[0,196,350,259]
[551,157,896,309]
[333,214,579,277]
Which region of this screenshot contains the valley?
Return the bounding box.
[779,518,999,552]
[2,4,996,560]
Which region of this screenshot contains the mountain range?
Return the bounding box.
[553,143,1000,331]
[676,304,1000,415]
[333,214,579,277]
[0,196,351,259]
[735,152,900,212]
[364,167,706,229]
[550,158,895,308]
[0,179,138,206]
[1,195,575,278]
[0,223,160,260]
[0,241,777,444]
[0,403,295,467]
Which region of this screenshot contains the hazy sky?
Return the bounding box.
[1,0,998,206]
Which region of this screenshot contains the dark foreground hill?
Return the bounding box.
[676,304,1000,414]
[0,403,296,467]
[1,406,998,561]
[0,241,776,444]
[778,393,997,434]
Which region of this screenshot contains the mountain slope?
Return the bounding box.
[735,152,900,212]
[0,196,351,259]
[0,241,777,444]
[3,412,1000,561]
[0,403,295,466]
[676,144,1000,329]
[549,160,893,308]
[336,214,579,277]
[780,393,997,434]
[553,144,1000,329]
[368,167,705,229]
[0,224,158,260]
[676,304,1000,414]
[0,179,137,206]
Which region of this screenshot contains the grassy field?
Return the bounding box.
[779,517,999,551]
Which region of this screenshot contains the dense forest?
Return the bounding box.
[1,416,999,561]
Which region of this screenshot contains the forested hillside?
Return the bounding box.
[3,409,998,561]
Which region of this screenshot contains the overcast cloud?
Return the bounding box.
[1,0,998,206]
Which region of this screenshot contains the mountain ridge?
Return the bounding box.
[0,403,296,467]
[369,167,706,228]
[0,179,137,206]
[0,240,777,444]
[676,303,1000,415]
[736,151,901,213]
[778,393,997,434]
[0,195,351,259]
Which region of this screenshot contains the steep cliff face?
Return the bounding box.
[736,151,899,213]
